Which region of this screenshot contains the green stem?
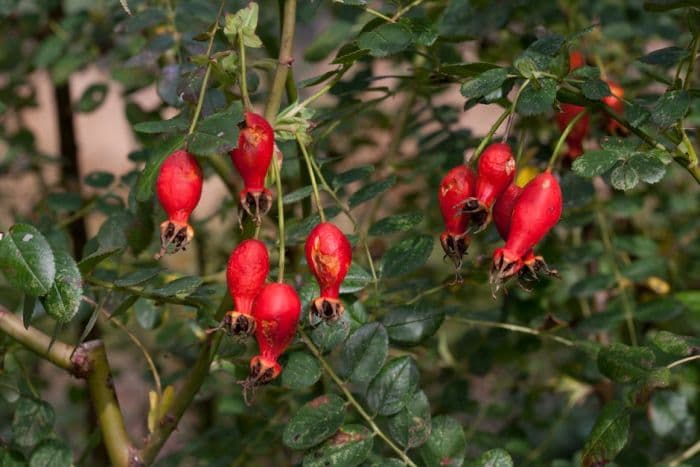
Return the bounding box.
[238,32,252,109]
[299,329,418,467]
[392,0,426,20]
[446,316,575,347]
[298,138,325,222]
[683,37,698,91]
[56,196,98,229]
[405,283,450,305]
[503,78,530,141]
[470,106,512,163]
[364,6,394,22]
[547,109,588,171]
[271,159,286,282]
[280,66,349,120]
[667,354,700,369]
[187,0,225,136]
[264,0,297,122]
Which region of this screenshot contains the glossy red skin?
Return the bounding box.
[253,283,301,362]
[556,104,590,159]
[156,149,203,224]
[475,143,516,209]
[492,183,522,240]
[226,240,269,315]
[569,51,585,71]
[439,165,476,234]
[602,81,625,134]
[305,222,352,299]
[230,111,274,193]
[494,172,562,265]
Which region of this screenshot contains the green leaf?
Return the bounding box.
[381,235,433,278]
[135,134,187,202]
[340,263,372,294]
[439,62,500,78]
[311,311,351,353]
[516,78,558,116]
[366,356,419,416]
[387,390,431,449]
[12,397,55,448]
[610,160,640,191]
[187,102,244,156]
[282,351,322,390]
[357,23,412,58]
[676,290,700,313]
[348,176,396,207]
[340,322,388,386]
[77,246,123,274]
[382,304,444,346]
[419,415,466,467]
[283,394,346,450]
[332,165,375,188]
[0,224,56,297]
[582,401,630,467]
[133,114,189,134]
[114,267,164,287]
[28,439,72,467]
[651,90,690,127]
[304,21,354,62]
[469,448,514,467]
[400,17,438,47]
[638,46,689,66]
[369,212,424,236]
[597,343,655,383]
[84,171,115,188]
[648,330,700,357]
[40,249,83,324]
[282,186,314,205]
[460,68,508,99]
[628,152,666,184]
[223,2,263,48]
[134,298,160,330]
[527,34,565,56]
[302,425,373,467]
[332,44,370,65]
[636,298,684,322]
[74,83,108,113]
[151,276,202,298]
[0,448,25,467]
[581,78,611,100]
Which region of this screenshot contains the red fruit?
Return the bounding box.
[230,111,275,220]
[492,183,522,240]
[569,51,585,71]
[247,283,301,387]
[463,143,516,232]
[491,172,562,286]
[155,149,203,259]
[305,222,352,321]
[223,239,269,336]
[602,81,625,135]
[556,104,590,160]
[438,165,476,268]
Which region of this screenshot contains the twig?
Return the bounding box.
[264,0,297,122]
[298,138,325,222]
[470,106,512,164]
[667,354,700,369]
[547,109,588,171]
[446,316,575,347]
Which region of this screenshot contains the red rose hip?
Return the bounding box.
[223,239,269,336]
[305,222,352,322]
[438,165,476,269]
[155,149,203,259]
[556,103,590,160]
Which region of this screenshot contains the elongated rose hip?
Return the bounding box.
[463,143,516,232]
[155,149,203,259]
[602,80,625,135]
[438,165,476,268]
[230,111,274,220]
[556,103,590,160]
[305,222,352,322]
[492,182,522,241]
[491,171,562,287]
[246,283,301,388]
[223,239,269,336]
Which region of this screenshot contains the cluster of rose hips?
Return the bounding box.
[154,111,353,398]
[439,143,562,291]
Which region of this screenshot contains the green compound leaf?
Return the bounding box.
[382,303,444,346]
[357,23,412,58]
[515,78,557,116]
[340,322,388,386]
[582,401,630,467]
[0,224,55,297]
[366,356,419,416]
[283,394,346,450]
[460,68,508,99]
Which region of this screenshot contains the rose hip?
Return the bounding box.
[305,222,352,322]
[155,149,203,259]
[223,239,269,336]
[556,103,590,160]
[438,165,476,269]
[230,111,275,221]
[602,80,626,135]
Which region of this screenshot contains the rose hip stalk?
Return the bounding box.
[438,165,476,269]
[230,111,274,221]
[244,283,300,399]
[491,172,562,289]
[223,239,269,336]
[602,80,625,135]
[462,143,516,232]
[155,149,203,259]
[305,222,352,322]
[556,104,590,160]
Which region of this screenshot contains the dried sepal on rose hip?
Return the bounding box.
[222,239,269,337]
[462,143,516,232]
[155,149,203,259]
[241,282,300,403]
[230,111,275,222]
[602,80,627,135]
[490,171,562,292]
[438,165,476,272]
[305,222,352,322]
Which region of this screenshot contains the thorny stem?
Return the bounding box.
[667,354,700,369]
[264,0,297,122]
[187,0,225,136]
[238,32,252,110]
[595,209,638,346]
[446,316,575,347]
[271,158,286,282]
[299,329,418,467]
[298,138,325,222]
[547,109,588,171]
[470,106,512,164]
